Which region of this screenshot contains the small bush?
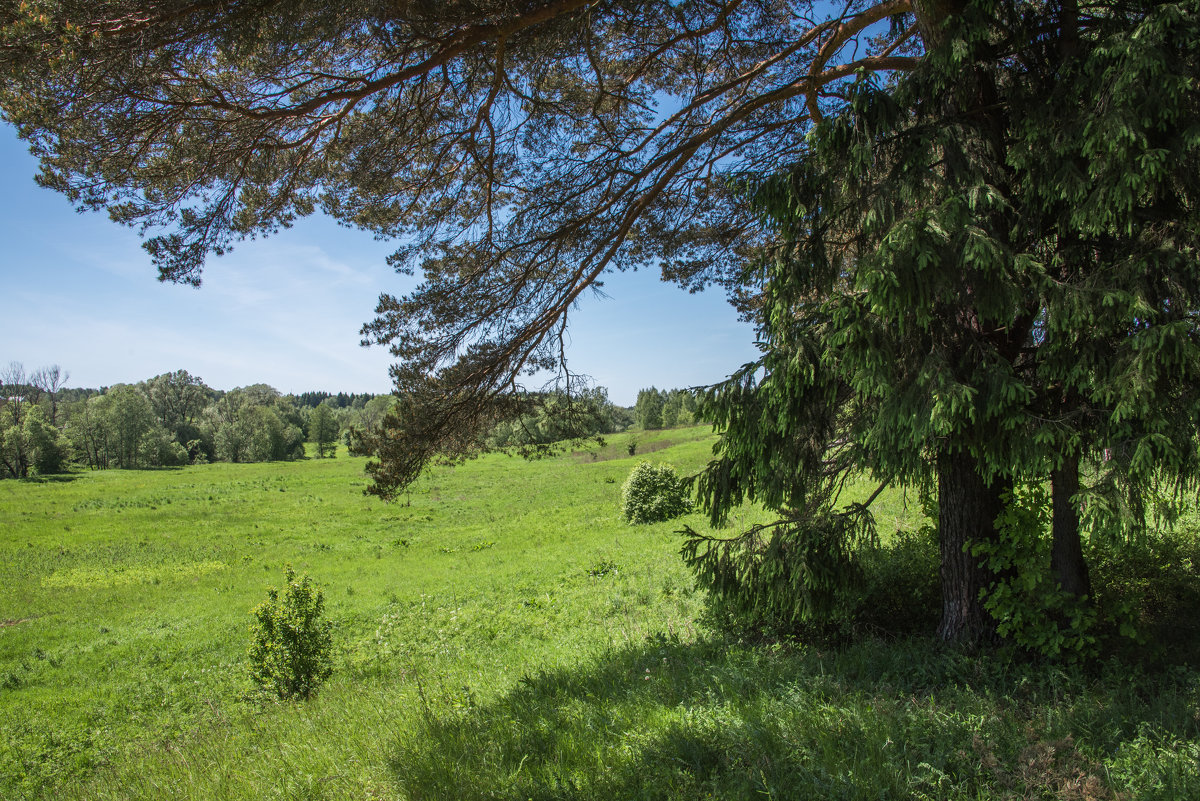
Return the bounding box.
[25,408,71,474]
[856,527,941,635]
[1090,525,1200,661]
[621,461,690,523]
[248,566,333,700]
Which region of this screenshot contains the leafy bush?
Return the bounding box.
[24,408,72,474]
[621,461,690,523]
[248,566,333,700]
[857,527,941,635]
[972,485,1100,660]
[138,427,188,467]
[1090,525,1200,662]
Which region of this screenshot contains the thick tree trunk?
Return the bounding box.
[937,448,1006,644]
[912,0,966,48]
[1050,452,1091,599]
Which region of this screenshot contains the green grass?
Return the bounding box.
[1,427,1198,800]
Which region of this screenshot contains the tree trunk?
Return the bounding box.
[937,448,1006,644]
[912,0,966,48]
[1050,452,1091,599]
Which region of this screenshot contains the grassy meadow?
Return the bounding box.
[2,427,1199,800]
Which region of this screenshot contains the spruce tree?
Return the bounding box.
[686,0,1200,645]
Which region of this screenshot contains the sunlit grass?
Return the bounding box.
[1,426,1197,800]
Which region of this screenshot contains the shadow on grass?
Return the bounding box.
[19,473,81,484]
[389,635,1200,800]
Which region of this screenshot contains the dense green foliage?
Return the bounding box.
[621,461,691,524]
[1,406,70,478]
[687,0,1200,647]
[308,405,339,459]
[3,430,1200,800]
[20,409,69,475]
[248,567,334,700]
[634,387,665,431]
[635,387,697,430]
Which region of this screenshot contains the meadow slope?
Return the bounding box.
[2,427,1198,800]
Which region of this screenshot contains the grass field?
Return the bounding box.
[2,427,1199,800]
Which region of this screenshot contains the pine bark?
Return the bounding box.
[936,448,1006,644]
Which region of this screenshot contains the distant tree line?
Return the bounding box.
[480,384,700,451]
[481,385,700,448]
[483,387,634,450]
[634,388,698,431]
[293,391,377,410]
[0,361,398,478]
[3,362,706,478]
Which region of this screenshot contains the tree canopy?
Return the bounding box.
[0,0,924,493]
[684,0,1200,645]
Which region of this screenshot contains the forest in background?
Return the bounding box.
[0,361,703,478]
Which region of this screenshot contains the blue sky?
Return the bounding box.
[0,125,760,406]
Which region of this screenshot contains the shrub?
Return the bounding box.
[248,566,333,700]
[621,461,690,523]
[24,408,71,474]
[856,527,941,635]
[1090,525,1200,662]
[971,485,1111,660]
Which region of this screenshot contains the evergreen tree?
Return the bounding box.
[687,0,1200,645]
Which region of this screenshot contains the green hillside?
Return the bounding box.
[2,428,1197,800]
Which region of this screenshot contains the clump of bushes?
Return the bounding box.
[248,566,333,700]
[690,503,1200,658]
[1090,525,1200,662]
[621,461,690,523]
[856,527,942,635]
